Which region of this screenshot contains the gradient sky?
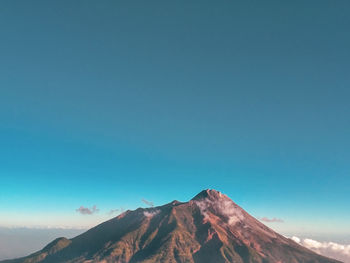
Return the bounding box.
[0,0,349,238]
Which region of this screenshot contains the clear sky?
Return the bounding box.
[0,0,349,238]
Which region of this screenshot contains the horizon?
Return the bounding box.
[0,1,349,262]
[1,188,349,262]
[0,187,348,236]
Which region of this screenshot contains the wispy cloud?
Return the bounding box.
[143,209,160,218]
[108,208,125,216]
[76,205,99,215]
[260,217,284,223]
[195,198,244,225]
[291,236,350,263]
[142,198,154,207]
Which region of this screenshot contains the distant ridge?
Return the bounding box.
[1,189,342,263]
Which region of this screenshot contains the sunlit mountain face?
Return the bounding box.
[1,190,341,263]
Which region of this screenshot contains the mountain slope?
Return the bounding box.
[1,190,342,263]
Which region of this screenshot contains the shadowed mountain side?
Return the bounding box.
[1,190,343,263]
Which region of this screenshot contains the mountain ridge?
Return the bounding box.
[1,189,342,263]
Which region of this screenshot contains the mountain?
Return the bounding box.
[1,189,342,263]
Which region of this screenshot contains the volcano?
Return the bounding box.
[1,189,342,263]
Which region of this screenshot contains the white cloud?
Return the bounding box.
[76,205,99,215]
[195,198,244,225]
[291,236,301,243]
[291,236,350,263]
[143,209,160,218]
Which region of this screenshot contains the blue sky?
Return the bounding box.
[0,0,349,238]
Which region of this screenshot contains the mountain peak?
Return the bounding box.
[191,189,226,201]
[2,190,341,263]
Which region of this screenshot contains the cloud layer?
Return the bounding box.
[291,236,350,263]
[76,205,99,215]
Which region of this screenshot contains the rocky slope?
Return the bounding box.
[1,189,342,263]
